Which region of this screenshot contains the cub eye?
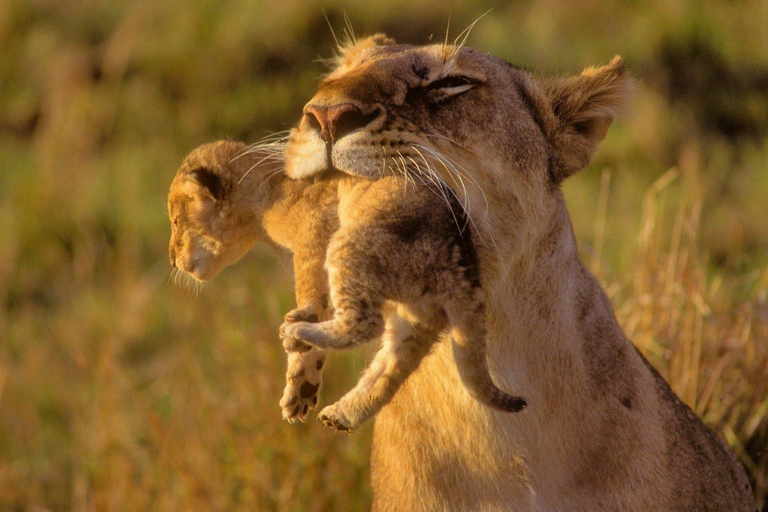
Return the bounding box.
[425,75,480,95]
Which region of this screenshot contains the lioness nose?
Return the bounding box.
[303,103,376,143]
[169,246,176,267]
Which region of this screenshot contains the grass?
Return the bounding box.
[0,0,766,509]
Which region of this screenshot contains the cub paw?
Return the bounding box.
[281,335,312,353]
[280,322,336,348]
[280,349,325,423]
[280,321,324,346]
[318,402,358,432]
[280,308,320,353]
[284,306,320,324]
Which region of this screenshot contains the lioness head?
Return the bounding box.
[285,35,628,252]
[168,140,270,281]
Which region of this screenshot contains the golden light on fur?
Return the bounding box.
[168,139,527,431]
[282,34,755,510]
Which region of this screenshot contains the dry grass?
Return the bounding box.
[0,0,766,510]
[584,147,768,508]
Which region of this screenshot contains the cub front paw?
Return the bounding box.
[281,335,312,353]
[318,402,359,432]
[284,306,320,324]
[280,305,323,353]
[281,321,319,345]
[281,321,339,349]
[279,320,313,353]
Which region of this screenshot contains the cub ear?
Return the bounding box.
[188,167,225,202]
[541,56,629,183]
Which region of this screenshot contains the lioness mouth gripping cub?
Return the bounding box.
[167,140,526,431]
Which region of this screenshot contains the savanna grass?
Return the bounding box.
[0,0,766,509]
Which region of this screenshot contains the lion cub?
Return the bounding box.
[168,140,335,423]
[168,140,526,431]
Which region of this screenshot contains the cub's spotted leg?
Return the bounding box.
[279,242,332,423]
[279,300,327,423]
[280,348,326,422]
[318,312,440,432]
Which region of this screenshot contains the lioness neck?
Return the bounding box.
[371,193,662,510]
[372,190,751,510]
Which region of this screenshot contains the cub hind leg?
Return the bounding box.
[318,310,441,431]
[280,245,386,349]
[279,245,332,422]
[280,348,326,422]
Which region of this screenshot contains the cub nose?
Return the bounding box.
[303,103,378,143]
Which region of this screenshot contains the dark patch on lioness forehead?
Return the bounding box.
[511,76,547,140]
[412,63,429,80]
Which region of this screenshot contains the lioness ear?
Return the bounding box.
[542,56,629,183]
[188,167,225,202]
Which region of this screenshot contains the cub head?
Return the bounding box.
[168,140,267,282]
[285,35,629,247]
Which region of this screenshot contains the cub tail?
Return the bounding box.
[447,303,527,413]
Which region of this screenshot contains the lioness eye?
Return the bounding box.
[426,75,479,95]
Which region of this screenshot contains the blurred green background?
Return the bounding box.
[1,0,767,510]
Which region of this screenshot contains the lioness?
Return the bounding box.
[284,35,754,510]
[167,140,526,432]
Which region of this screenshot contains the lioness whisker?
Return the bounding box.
[398,150,464,233]
[410,145,472,220]
[412,143,490,214]
[409,144,499,257]
[238,153,287,185]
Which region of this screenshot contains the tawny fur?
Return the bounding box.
[284,35,755,511]
[167,141,526,432]
[168,141,336,423]
[281,173,527,431]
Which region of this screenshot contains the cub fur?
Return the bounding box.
[168,140,526,432]
[280,171,527,431]
[168,140,335,422]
